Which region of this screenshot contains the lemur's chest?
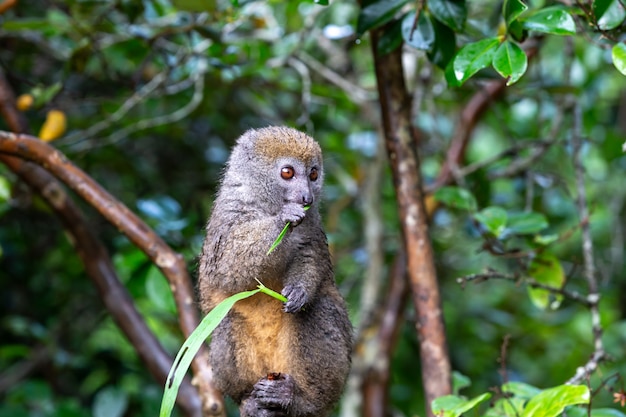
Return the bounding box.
[232,293,295,377]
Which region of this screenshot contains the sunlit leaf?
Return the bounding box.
[527,253,565,310]
[452,37,500,85]
[431,393,491,417]
[520,385,589,417]
[434,186,477,211]
[503,0,528,26]
[474,206,508,237]
[401,11,435,51]
[429,0,467,31]
[492,40,528,85]
[0,176,11,203]
[612,43,626,76]
[594,0,626,30]
[357,0,409,34]
[521,7,576,35]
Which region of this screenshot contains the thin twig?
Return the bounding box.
[457,269,592,306]
[567,102,605,384]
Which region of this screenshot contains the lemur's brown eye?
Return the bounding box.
[309,168,319,182]
[281,166,295,180]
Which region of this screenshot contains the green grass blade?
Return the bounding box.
[159,288,261,417]
[267,206,311,255]
[256,279,288,302]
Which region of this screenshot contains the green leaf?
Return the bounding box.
[431,393,492,417]
[527,253,565,310]
[594,0,626,30]
[357,0,409,35]
[534,233,559,246]
[474,206,508,237]
[507,211,548,234]
[428,16,457,68]
[434,186,477,211]
[452,371,471,395]
[401,11,435,51]
[429,0,467,31]
[492,40,528,85]
[452,37,500,85]
[268,206,310,254]
[521,7,576,36]
[0,176,11,202]
[503,0,528,26]
[159,288,262,417]
[520,385,589,417]
[612,43,626,76]
[145,266,177,313]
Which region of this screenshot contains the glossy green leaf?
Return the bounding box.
[527,253,565,310]
[492,40,528,85]
[452,37,500,85]
[520,385,589,417]
[521,7,576,35]
[357,0,409,34]
[507,211,548,234]
[474,206,508,237]
[503,0,528,26]
[401,11,435,51]
[159,288,262,417]
[612,43,626,76]
[594,0,626,30]
[431,393,491,417]
[428,16,457,68]
[434,186,477,211]
[429,0,467,31]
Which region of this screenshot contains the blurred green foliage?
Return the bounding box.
[0,0,625,416]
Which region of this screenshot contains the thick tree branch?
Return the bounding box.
[0,71,208,416]
[427,41,540,192]
[370,31,451,415]
[0,131,223,416]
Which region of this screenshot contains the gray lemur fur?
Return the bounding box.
[198,126,353,417]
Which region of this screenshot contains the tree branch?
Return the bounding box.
[370,30,451,416]
[0,131,223,416]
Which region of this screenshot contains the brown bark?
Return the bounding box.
[369,31,452,416]
[0,87,223,414]
[0,71,216,416]
[428,41,540,192]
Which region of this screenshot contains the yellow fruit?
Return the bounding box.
[16,94,34,111]
[38,109,67,142]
